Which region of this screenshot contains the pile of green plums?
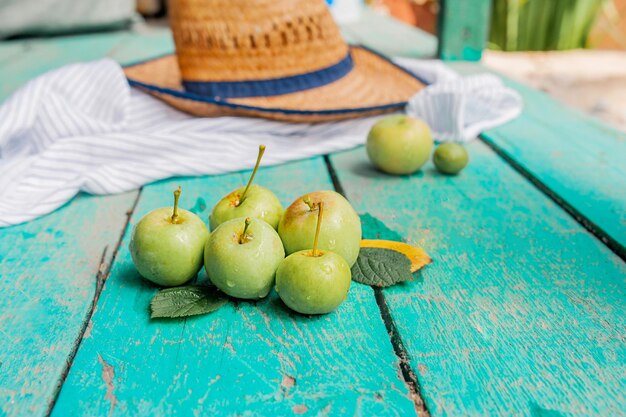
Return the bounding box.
[129,146,361,315]
[366,115,469,176]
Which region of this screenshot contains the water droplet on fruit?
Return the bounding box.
[226,280,235,288]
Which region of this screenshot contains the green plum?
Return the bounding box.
[366,114,434,175]
[204,217,285,299]
[210,184,283,230]
[130,187,209,287]
[276,201,351,314]
[209,145,283,230]
[433,143,469,175]
[278,190,361,267]
[276,250,351,315]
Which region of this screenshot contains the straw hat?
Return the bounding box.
[124,0,425,122]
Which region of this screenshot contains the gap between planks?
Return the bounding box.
[324,155,430,417]
[42,173,429,416]
[44,154,438,416]
[341,20,624,263]
[478,135,626,262]
[42,144,623,416]
[44,189,143,417]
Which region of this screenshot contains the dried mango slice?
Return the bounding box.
[360,239,431,272]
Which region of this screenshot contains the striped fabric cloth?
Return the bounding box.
[0,58,522,227]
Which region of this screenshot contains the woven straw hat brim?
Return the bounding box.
[124,46,425,123]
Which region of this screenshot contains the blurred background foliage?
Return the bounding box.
[367,0,625,50]
[135,0,625,51]
[490,0,608,50]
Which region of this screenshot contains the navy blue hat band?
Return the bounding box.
[182,53,353,99]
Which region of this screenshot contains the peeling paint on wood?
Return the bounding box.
[51,159,417,416]
[0,192,137,417]
[0,28,173,417]
[1,13,625,417]
[329,145,626,416]
[451,61,626,256]
[97,354,118,417]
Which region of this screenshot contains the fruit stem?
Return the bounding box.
[312,202,323,257]
[171,186,182,223]
[239,217,252,244]
[238,144,266,206]
[303,196,316,211]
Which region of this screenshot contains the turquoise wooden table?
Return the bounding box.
[1,12,625,417]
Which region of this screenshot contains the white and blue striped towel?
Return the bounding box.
[0,58,522,227]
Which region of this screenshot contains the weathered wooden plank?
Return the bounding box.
[0,191,138,417]
[0,27,172,417]
[437,0,491,61]
[51,157,418,417]
[346,17,626,257]
[329,145,626,416]
[342,8,437,58]
[450,61,626,256]
[2,13,624,417]
[0,26,172,101]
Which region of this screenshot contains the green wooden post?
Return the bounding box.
[437,0,492,60]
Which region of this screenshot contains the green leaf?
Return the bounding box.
[150,285,228,319]
[351,247,414,287]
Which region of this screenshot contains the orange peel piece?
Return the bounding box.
[360,239,432,272]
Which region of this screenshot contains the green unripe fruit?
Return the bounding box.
[209,144,283,230]
[210,184,283,231]
[366,115,434,175]
[278,190,361,267]
[276,250,351,315]
[205,217,285,299]
[130,188,210,287]
[433,143,469,175]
